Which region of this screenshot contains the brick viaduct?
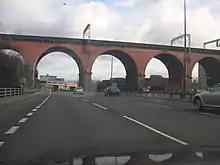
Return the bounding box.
[1,34,220,91]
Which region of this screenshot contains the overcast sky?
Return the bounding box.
[1,0,220,81]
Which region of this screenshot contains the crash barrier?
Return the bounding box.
[122,91,197,102]
[0,88,40,98]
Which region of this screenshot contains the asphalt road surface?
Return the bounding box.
[1,91,220,163]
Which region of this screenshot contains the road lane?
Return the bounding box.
[0,91,50,139]
[85,92,194,110]
[0,92,181,162]
[128,95,194,110]
[82,92,220,146]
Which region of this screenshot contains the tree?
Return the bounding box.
[0,50,23,88]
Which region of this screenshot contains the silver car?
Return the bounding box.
[73,87,84,94]
[194,83,220,111]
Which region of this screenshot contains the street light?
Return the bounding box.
[83,24,91,90]
[83,24,91,56]
[170,0,188,96]
[110,55,113,84]
[183,0,187,96]
[83,24,91,39]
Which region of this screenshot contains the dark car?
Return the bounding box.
[138,87,150,94]
[105,86,120,97]
[194,83,220,111]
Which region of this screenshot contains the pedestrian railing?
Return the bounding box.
[0,88,27,98]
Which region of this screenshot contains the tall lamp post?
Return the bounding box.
[183,0,187,96]
[110,55,113,84]
[83,24,91,56]
[170,0,188,96]
[83,24,91,90]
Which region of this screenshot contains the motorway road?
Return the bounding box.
[1,91,220,163]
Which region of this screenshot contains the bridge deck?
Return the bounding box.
[1,33,220,55]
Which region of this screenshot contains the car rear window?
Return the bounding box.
[109,86,118,90]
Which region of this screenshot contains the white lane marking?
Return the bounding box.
[5,126,20,134]
[36,90,51,109]
[123,116,188,145]
[18,118,28,123]
[32,109,38,112]
[138,102,172,109]
[93,103,107,110]
[26,112,34,116]
[199,112,220,118]
[0,141,4,147]
[75,96,79,98]
[82,99,89,102]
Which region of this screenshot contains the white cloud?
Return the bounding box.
[37,52,79,81]
[145,59,168,78]
[69,1,120,39]
[113,0,137,8]
[0,0,56,33]
[92,55,126,80]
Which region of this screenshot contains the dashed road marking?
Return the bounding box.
[138,102,173,109]
[26,112,34,117]
[82,99,89,102]
[1,91,51,145]
[93,103,107,110]
[38,100,45,107]
[123,116,188,146]
[18,118,28,123]
[5,126,20,134]
[36,90,51,109]
[0,141,4,147]
[32,109,38,112]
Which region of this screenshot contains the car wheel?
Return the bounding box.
[194,97,203,111]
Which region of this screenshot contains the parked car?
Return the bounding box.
[105,86,120,97]
[194,83,220,111]
[73,87,84,94]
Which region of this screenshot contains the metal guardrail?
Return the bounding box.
[122,91,197,101]
[0,88,27,98]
